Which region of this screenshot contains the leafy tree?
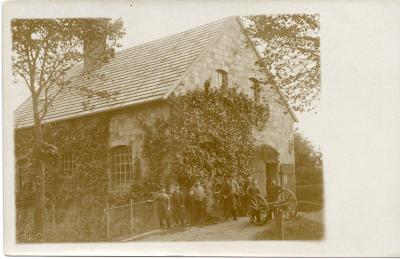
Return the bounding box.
[294,129,322,185]
[12,18,124,241]
[245,14,320,112]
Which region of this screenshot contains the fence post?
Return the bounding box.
[130,199,134,235]
[52,204,56,235]
[106,203,110,241]
[274,207,284,240]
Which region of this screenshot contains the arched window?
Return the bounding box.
[16,159,31,193]
[110,145,133,189]
[250,78,261,103]
[216,69,228,90]
[62,153,74,176]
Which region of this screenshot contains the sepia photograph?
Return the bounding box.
[3,0,400,257]
[11,12,323,243]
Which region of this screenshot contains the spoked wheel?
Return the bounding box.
[277,189,298,219]
[248,194,269,225]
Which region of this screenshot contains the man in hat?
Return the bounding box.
[242,175,254,212]
[221,176,238,220]
[155,185,171,229]
[171,184,185,226]
[192,180,205,224]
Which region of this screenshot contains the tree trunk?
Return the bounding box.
[32,95,46,242]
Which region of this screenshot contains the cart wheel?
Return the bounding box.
[277,189,298,219]
[248,194,269,225]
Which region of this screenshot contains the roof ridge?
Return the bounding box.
[14,17,236,128]
[14,17,236,116]
[116,16,236,56]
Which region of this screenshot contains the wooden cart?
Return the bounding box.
[247,188,298,225]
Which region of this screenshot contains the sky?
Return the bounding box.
[12,2,322,148]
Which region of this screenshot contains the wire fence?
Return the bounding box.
[104,199,159,240]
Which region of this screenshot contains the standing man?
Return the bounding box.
[171,184,185,226]
[221,176,238,221]
[155,186,171,229]
[192,180,205,224]
[185,187,195,225]
[242,175,253,212]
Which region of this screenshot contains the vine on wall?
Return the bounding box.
[140,86,269,196]
[15,115,110,241]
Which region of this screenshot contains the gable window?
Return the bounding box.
[16,159,31,193]
[250,78,261,103]
[62,153,74,176]
[110,145,133,190]
[216,69,228,90]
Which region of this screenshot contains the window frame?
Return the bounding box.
[16,158,31,194]
[109,145,133,190]
[216,69,228,90]
[62,152,74,177]
[249,78,261,103]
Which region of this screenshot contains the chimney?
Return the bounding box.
[83,32,107,73]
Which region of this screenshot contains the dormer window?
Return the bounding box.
[216,69,228,90]
[250,78,261,103]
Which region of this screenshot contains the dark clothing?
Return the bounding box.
[193,200,203,224]
[155,193,171,229]
[246,185,261,198]
[267,182,282,220]
[268,183,282,202]
[221,180,238,220]
[242,179,252,213]
[171,190,185,225]
[192,184,205,224]
[185,193,194,224]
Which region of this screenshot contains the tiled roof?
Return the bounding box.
[14,17,234,128]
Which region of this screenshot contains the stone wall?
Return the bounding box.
[107,101,169,192]
[107,19,296,192]
[175,19,296,165]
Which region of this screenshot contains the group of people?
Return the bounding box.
[154,181,206,229]
[220,175,283,222]
[220,175,260,221]
[154,175,282,229]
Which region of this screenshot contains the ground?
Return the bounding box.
[129,210,324,241]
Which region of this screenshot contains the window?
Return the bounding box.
[16,159,31,193]
[250,78,261,103]
[110,145,133,189]
[216,69,228,90]
[62,153,74,176]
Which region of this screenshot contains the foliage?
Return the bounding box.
[141,86,269,196]
[12,18,125,115]
[12,17,125,238]
[245,14,320,112]
[294,129,323,185]
[15,115,110,241]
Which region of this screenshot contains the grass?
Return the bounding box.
[255,214,324,240]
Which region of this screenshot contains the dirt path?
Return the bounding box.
[134,217,273,241]
[130,210,324,241]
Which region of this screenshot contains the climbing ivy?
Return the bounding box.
[141,86,269,195]
[14,115,110,241]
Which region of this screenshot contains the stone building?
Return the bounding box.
[14,16,298,197]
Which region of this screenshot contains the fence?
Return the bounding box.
[104,199,159,240]
[16,204,84,242]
